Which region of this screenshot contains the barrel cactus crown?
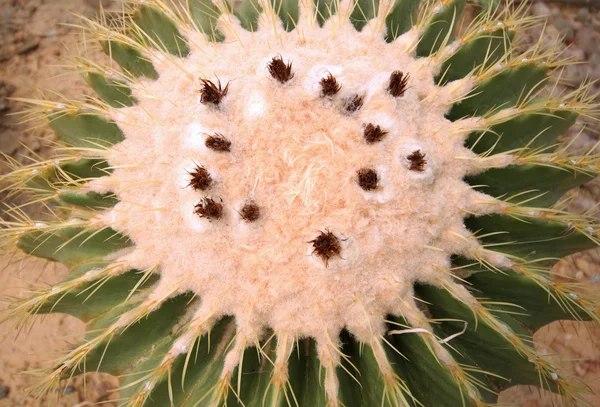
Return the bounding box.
[2,0,600,405]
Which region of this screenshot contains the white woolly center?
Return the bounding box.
[100,18,483,343]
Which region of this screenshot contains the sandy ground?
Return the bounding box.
[0,0,599,406]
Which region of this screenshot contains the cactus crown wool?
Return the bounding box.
[2,0,600,406]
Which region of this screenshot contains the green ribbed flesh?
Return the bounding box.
[466,109,577,155]
[417,0,465,57]
[17,227,132,265]
[466,164,597,207]
[101,41,159,80]
[48,111,124,148]
[133,5,190,56]
[464,214,595,264]
[416,284,552,401]
[84,71,136,108]
[448,65,548,120]
[386,0,420,41]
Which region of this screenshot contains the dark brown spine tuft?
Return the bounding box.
[240,201,260,222]
[407,150,427,171]
[363,123,388,144]
[199,78,230,105]
[205,133,231,152]
[194,197,223,220]
[357,168,379,191]
[268,55,294,83]
[388,71,409,97]
[188,165,213,191]
[320,73,341,97]
[344,93,364,113]
[309,230,342,267]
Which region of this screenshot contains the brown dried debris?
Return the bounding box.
[205,133,231,152]
[357,168,379,191]
[268,55,294,83]
[407,150,427,171]
[199,78,230,105]
[309,230,342,267]
[194,197,223,220]
[320,73,341,97]
[388,71,409,97]
[363,123,388,144]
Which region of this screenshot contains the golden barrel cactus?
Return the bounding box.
[2,0,600,406]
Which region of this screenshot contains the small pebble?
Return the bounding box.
[555,18,574,43]
[576,8,591,23]
[589,53,600,68]
[576,27,599,55]
[13,30,25,42]
[574,361,588,377]
[0,386,9,400]
[531,2,550,16]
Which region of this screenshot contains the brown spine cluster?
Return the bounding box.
[205,133,232,152]
[309,230,342,267]
[240,201,260,222]
[407,150,427,171]
[188,165,213,191]
[363,123,388,144]
[194,197,223,220]
[268,55,294,83]
[200,78,230,105]
[388,71,409,97]
[320,73,341,97]
[344,93,364,113]
[357,168,379,191]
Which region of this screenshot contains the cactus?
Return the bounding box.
[2,0,600,405]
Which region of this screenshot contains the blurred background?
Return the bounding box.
[0,0,599,405]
